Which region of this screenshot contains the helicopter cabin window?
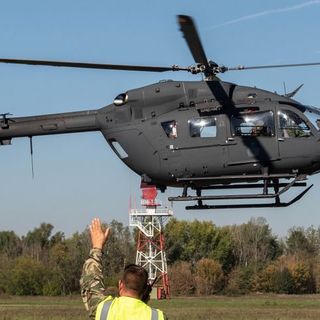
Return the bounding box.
[161,120,177,138]
[231,111,274,137]
[189,118,217,138]
[278,110,311,138]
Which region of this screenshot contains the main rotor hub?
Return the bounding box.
[188,63,206,74]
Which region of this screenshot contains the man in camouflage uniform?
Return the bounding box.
[80,218,166,320]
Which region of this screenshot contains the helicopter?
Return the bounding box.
[1,15,320,210]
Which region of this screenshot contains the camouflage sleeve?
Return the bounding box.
[80,248,107,319]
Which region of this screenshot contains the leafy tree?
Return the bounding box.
[305,226,320,255]
[194,258,224,295]
[260,255,316,294]
[290,261,315,294]
[63,231,91,293]
[42,269,65,296]
[230,217,280,268]
[47,236,69,295]
[9,256,46,295]
[165,219,234,270]
[313,257,320,293]
[49,231,65,248]
[286,227,315,256]
[48,229,90,294]
[225,264,257,295]
[23,223,54,262]
[214,227,235,272]
[259,264,294,294]
[0,231,21,259]
[0,257,11,294]
[168,261,195,296]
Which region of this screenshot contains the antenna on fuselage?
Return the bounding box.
[283,82,287,95]
[29,136,34,179]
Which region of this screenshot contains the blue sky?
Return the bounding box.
[1,0,320,237]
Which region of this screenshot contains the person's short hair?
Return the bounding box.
[122,264,148,297]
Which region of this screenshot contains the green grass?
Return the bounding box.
[0,295,320,320]
[152,295,320,320]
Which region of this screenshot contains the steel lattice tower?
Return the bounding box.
[129,185,172,299]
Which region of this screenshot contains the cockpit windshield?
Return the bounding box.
[303,105,320,130]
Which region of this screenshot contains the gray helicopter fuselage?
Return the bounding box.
[98,80,320,188]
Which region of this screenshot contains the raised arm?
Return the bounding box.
[80,218,111,318]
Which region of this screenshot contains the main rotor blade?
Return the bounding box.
[177,15,213,76]
[0,58,188,72]
[226,62,320,72]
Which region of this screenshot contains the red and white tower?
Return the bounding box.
[129,185,172,299]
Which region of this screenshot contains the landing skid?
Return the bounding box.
[168,174,313,209]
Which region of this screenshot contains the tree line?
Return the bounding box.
[166,218,320,295]
[0,217,320,296]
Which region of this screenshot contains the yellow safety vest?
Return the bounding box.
[95,296,165,320]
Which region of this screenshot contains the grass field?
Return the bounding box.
[0,294,320,320]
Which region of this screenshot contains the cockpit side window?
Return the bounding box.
[278,110,311,138]
[161,120,177,139]
[231,111,274,137]
[189,117,217,138]
[303,106,320,130]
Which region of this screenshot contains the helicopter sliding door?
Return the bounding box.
[226,109,279,174]
[158,111,227,179]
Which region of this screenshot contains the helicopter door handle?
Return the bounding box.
[278,138,285,142]
[227,137,235,142]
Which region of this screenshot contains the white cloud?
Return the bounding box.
[211,1,320,29]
